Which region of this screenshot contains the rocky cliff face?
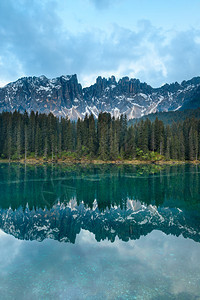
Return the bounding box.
[0,74,200,120]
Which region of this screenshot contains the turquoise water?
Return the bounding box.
[0,164,200,299]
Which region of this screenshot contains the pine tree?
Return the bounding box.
[194,130,198,160]
[6,114,12,161]
[35,122,39,159]
[150,122,155,152]
[126,125,136,159]
[24,125,28,161]
[76,118,82,156]
[88,114,96,157]
[44,136,48,159]
[178,129,185,161]
[16,119,21,160]
[58,132,62,158]
[66,119,73,151]
[109,120,115,160]
[189,127,194,160]
[97,112,111,160]
[30,111,36,153]
[164,125,171,160]
[119,115,128,157]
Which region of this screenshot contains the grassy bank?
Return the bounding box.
[0,157,193,165]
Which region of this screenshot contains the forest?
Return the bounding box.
[0,110,199,161]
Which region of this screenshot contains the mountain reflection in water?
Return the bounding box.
[0,163,199,244]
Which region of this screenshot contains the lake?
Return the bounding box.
[0,163,200,299]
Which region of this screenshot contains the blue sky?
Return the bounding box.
[0,0,200,87]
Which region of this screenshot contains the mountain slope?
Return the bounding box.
[0,74,200,120]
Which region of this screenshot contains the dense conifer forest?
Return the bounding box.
[0,110,200,161]
[129,107,200,125]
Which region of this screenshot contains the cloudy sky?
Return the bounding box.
[0,0,200,88]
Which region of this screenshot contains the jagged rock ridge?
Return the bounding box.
[0,74,200,120]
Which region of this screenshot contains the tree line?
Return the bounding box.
[0,110,200,161]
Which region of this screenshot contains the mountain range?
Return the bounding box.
[0,74,200,120]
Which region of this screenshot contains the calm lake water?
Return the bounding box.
[0,163,200,300]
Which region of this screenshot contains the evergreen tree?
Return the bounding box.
[0,110,199,162]
[88,114,96,157]
[16,119,21,160]
[194,130,198,160]
[35,122,39,158]
[24,125,28,161]
[76,118,82,155]
[5,114,12,161]
[98,112,111,160]
[164,125,171,160]
[126,126,136,159]
[189,127,194,161]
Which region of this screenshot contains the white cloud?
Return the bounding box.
[0,1,200,88]
[89,0,119,10]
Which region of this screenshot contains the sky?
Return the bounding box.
[0,0,200,88]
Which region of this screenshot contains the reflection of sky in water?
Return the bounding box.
[0,164,200,299]
[0,229,200,299]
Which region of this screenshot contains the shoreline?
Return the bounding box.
[0,158,198,165]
